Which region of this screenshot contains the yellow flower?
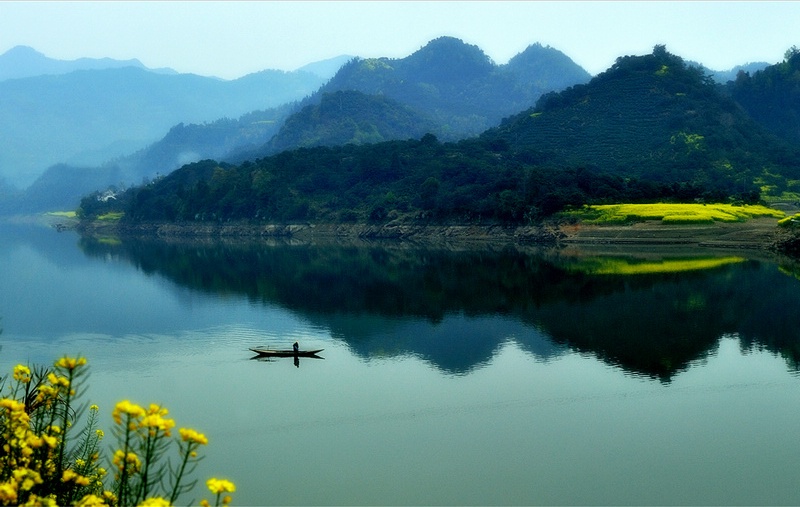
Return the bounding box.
[62,469,91,487]
[13,364,31,383]
[90,404,99,411]
[146,404,169,417]
[47,372,70,388]
[141,412,176,436]
[55,356,87,370]
[0,482,18,504]
[137,497,172,507]
[206,478,236,494]
[35,384,58,405]
[113,450,142,473]
[21,493,58,507]
[96,429,105,439]
[0,398,26,412]
[179,428,208,446]
[112,400,145,425]
[14,469,42,491]
[74,494,107,507]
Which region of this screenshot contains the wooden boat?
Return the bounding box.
[249,347,324,358]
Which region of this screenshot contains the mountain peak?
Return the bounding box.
[0,46,175,81]
[504,42,591,87]
[3,45,46,58]
[401,36,494,84]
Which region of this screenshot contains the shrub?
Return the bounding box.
[0,356,234,506]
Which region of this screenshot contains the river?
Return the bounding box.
[2,220,800,505]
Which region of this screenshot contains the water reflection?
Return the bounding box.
[76,235,800,381]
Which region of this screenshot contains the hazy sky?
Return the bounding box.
[1,1,798,79]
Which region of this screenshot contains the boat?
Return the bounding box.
[249,347,324,358]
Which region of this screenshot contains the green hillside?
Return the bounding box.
[726,47,800,143]
[484,46,800,199]
[312,37,591,140]
[264,90,437,153]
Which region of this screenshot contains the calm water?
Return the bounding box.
[3,221,800,505]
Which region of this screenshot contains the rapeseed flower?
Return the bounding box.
[74,493,107,506]
[55,356,87,371]
[206,478,236,494]
[140,406,175,437]
[112,400,145,425]
[179,428,208,446]
[47,372,70,389]
[2,359,233,505]
[14,468,43,491]
[137,497,172,506]
[113,449,142,473]
[0,482,18,504]
[13,364,31,383]
[61,469,91,487]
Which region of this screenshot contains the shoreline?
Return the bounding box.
[70,216,798,252]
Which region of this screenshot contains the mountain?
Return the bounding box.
[310,37,591,141]
[725,47,800,144]
[483,45,800,200]
[8,106,296,214]
[0,64,327,188]
[6,39,591,213]
[0,45,178,81]
[711,61,770,83]
[296,55,355,80]
[260,90,438,154]
[83,47,800,227]
[238,38,591,163]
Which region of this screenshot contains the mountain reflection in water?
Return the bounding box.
[77,235,800,382]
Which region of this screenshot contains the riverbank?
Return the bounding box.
[70,214,800,253]
[74,219,566,244]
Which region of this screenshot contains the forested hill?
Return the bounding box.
[4,38,591,215]
[726,47,800,143]
[260,90,438,154]
[303,37,591,141]
[483,45,800,198]
[79,47,800,227]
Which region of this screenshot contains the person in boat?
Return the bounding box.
[293,341,299,354]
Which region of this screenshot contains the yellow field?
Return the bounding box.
[46,211,77,218]
[566,256,746,275]
[97,211,124,221]
[778,213,800,227]
[565,203,784,225]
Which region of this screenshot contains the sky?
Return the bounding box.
[1,1,799,79]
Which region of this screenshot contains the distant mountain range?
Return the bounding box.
[0,40,794,215]
[0,46,336,189]
[2,37,595,212]
[0,45,178,80]
[81,45,800,227]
